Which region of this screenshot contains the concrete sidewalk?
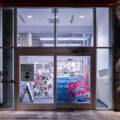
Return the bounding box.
[0,110,120,120]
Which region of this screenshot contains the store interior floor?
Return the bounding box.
[96,99,108,108]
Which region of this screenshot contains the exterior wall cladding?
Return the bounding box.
[115,1,120,111]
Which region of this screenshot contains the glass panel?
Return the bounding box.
[57,56,90,103]
[96,49,113,109]
[17,9,54,47]
[56,8,93,47]
[19,56,54,103]
[2,9,14,47]
[0,49,14,108]
[96,8,113,47]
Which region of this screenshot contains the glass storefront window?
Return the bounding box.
[96,8,113,47]
[0,7,113,110]
[17,8,94,47]
[0,8,14,109]
[0,49,14,108]
[56,8,93,47]
[96,49,113,109]
[17,9,54,47]
[2,9,14,47]
[57,56,91,103]
[19,56,54,103]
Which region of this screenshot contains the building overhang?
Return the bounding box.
[0,0,116,7]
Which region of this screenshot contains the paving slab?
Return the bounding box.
[0,110,120,120]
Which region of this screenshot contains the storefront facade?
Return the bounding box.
[0,0,117,111]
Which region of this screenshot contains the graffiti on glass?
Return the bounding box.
[68,67,90,99]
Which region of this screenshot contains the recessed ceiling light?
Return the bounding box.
[80,16,84,19]
[35,62,39,64]
[28,15,32,18]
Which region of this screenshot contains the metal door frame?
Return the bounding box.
[14,7,96,110]
[15,48,95,110]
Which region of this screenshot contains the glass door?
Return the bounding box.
[16,54,94,110]
[56,55,94,110]
[16,55,56,110]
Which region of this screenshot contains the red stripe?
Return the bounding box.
[0,3,116,6]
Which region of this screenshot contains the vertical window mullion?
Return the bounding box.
[14,8,17,48]
[94,7,97,109]
[94,7,96,48]
[54,8,56,47]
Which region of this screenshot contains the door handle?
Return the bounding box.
[0,80,16,84]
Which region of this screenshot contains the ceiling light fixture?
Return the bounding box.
[28,15,32,18]
[80,16,84,19]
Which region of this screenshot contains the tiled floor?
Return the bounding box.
[0,110,120,120]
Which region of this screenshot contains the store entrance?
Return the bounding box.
[15,7,95,110]
[15,49,94,110]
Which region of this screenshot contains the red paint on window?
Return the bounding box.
[68,66,90,99]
